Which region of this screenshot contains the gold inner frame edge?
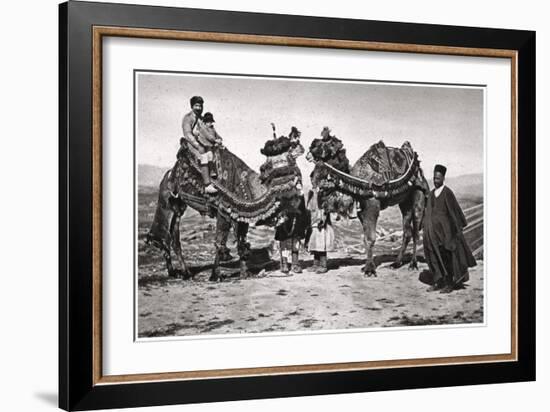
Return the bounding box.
[91,26,518,386]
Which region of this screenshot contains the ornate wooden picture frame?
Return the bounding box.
[59,1,535,410]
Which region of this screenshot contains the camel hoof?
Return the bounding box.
[390,261,403,269]
[168,268,190,279]
[408,261,419,271]
[239,270,253,279]
[177,268,193,280]
[209,269,222,282]
[362,262,377,277]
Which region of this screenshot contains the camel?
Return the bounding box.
[307,130,429,276]
[146,129,305,281]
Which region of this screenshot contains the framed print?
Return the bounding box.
[59,1,535,410]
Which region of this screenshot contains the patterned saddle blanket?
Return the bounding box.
[351,140,415,187]
[316,140,428,198]
[211,147,267,203]
[176,143,300,223]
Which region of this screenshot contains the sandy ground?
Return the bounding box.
[138,253,484,337]
[137,187,484,338]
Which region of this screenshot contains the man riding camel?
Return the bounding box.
[181,95,219,194]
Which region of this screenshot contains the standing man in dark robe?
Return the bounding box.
[423,164,477,293]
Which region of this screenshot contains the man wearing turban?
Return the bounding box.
[422,164,477,293]
[180,96,218,194]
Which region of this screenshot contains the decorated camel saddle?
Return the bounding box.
[173,130,303,224]
[259,130,304,188]
[352,140,415,186]
[313,138,429,198]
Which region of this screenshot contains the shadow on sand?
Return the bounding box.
[139,248,427,286]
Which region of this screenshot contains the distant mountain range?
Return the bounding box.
[444,173,484,200]
[138,164,483,199]
[138,164,171,188]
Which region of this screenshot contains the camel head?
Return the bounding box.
[307,127,355,218]
[307,127,350,187]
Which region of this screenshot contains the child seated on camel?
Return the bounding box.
[179,111,223,194]
[305,189,334,274]
[196,111,222,177]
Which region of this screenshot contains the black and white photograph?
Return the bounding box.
[0,0,541,410]
[136,71,484,338]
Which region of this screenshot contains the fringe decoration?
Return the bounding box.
[183,157,300,224]
[317,151,422,199]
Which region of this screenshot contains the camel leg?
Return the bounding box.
[210,250,221,282]
[235,221,251,278]
[169,205,192,279]
[409,189,426,270]
[392,199,413,269]
[210,213,231,282]
[163,249,176,277]
[409,233,418,270]
[146,171,188,278]
[217,221,233,262]
[148,216,182,279]
[145,231,177,278]
[359,198,380,277]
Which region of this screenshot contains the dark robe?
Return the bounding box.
[423,185,477,285]
[274,196,310,242]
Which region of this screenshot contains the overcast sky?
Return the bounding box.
[136,72,484,180]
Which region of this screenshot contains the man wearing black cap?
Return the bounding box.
[181,96,218,194]
[422,164,476,293]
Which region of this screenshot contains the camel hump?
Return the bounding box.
[214,147,266,199]
[352,140,416,185]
